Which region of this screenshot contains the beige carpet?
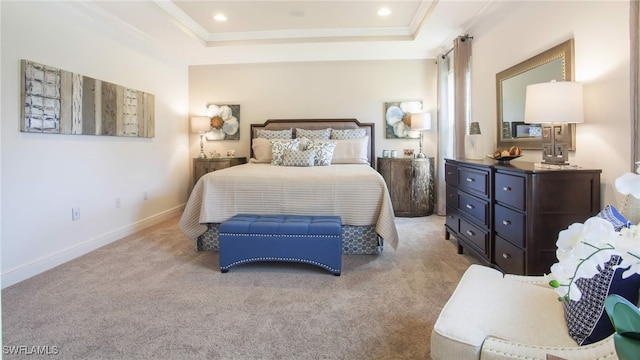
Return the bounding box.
[2,215,477,360]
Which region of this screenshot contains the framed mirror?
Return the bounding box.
[496,39,575,150]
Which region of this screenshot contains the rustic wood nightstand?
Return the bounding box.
[193,157,247,186]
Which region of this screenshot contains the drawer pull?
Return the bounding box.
[502,220,511,226]
[502,186,512,191]
[466,204,475,210]
[502,253,511,259]
[466,177,475,182]
[466,230,475,236]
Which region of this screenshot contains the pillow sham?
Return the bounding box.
[282,149,316,167]
[296,128,331,140]
[330,128,367,140]
[257,128,292,140]
[331,136,369,164]
[251,137,273,163]
[270,138,300,165]
[310,141,337,166]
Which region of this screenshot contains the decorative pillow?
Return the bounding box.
[296,128,331,140]
[298,136,313,151]
[257,128,292,140]
[282,149,315,167]
[310,141,337,166]
[331,136,369,164]
[563,255,640,345]
[330,128,367,140]
[269,138,299,165]
[597,205,632,231]
[251,138,273,163]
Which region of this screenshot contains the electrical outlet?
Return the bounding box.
[72,207,80,221]
[115,197,121,208]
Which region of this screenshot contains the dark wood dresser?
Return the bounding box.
[444,158,601,275]
[377,157,434,217]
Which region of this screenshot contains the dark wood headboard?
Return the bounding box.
[250,119,375,167]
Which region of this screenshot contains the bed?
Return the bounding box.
[179,118,399,255]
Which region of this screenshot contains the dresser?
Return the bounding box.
[445,158,601,275]
[193,157,247,186]
[377,157,434,217]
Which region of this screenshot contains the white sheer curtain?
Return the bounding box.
[436,35,473,215]
[631,0,639,170]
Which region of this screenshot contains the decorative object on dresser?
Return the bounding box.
[191,116,211,159]
[410,112,432,158]
[444,158,601,275]
[193,157,247,186]
[524,81,584,165]
[377,157,434,217]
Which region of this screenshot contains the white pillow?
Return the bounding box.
[251,138,273,163]
[331,136,369,164]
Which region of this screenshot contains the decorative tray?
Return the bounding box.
[487,154,523,162]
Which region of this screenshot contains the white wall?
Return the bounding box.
[470,0,632,206]
[1,2,190,287]
[188,59,438,175]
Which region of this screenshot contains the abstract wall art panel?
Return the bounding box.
[384,100,423,139]
[21,60,155,138]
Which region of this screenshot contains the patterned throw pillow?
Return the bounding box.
[310,141,337,166]
[330,128,367,140]
[282,149,316,167]
[257,128,292,140]
[296,128,331,140]
[596,205,632,230]
[270,138,299,165]
[563,255,640,345]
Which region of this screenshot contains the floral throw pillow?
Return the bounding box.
[310,141,336,166]
[270,138,299,165]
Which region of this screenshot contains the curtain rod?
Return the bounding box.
[441,34,474,59]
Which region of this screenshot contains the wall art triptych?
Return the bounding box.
[20,59,155,138]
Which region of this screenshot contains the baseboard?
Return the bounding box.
[1,204,186,289]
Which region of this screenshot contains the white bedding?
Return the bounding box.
[179,163,399,249]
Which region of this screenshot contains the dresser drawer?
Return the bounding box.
[446,184,458,209]
[445,163,458,185]
[495,172,526,210]
[458,192,489,226]
[445,207,459,233]
[495,235,525,275]
[458,167,489,197]
[459,218,488,257]
[494,204,525,247]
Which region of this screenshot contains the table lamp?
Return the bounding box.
[191,116,210,159]
[410,112,432,158]
[524,81,583,165]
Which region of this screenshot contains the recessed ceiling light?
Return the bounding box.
[377,8,391,16]
[213,14,227,22]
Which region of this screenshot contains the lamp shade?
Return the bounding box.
[524,81,584,124]
[190,116,210,133]
[411,112,432,130]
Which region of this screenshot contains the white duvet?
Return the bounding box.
[179,163,399,249]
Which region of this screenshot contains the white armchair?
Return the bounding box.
[430,264,618,360]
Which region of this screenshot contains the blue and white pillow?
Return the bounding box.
[282,149,315,167]
[310,141,336,166]
[564,255,640,345]
[296,128,331,140]
[330,128,366,140]
[270,138,299,165]
[596,205,632,231]
[257,128,292,140]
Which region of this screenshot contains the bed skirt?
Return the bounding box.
[196,223,383,255]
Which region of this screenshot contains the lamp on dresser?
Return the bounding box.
[524,81,584,165]
[410,112,432,158]
[191,116,210,159]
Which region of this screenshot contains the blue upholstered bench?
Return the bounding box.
[219,214,342,275]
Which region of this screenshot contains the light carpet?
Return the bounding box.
[2,215,477,360]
